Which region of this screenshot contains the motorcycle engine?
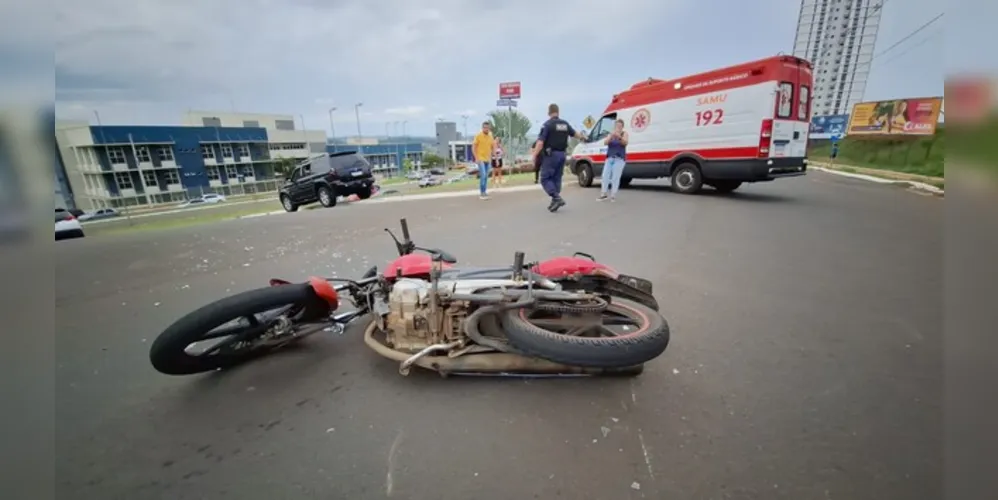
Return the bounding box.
[385,278,465,352]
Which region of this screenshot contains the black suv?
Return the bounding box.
[279,151,375,211]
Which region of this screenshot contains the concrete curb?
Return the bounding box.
[365,184,542,204]
[812,166,944,196]
[234,185,544,220]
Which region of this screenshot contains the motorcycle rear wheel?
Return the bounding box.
[500,297,669,368]
[149,284,330,375]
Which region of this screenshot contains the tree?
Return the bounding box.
[487,109,532,142]
[422,153,445,168]
[403,158,414,172]
[273,157,297,177]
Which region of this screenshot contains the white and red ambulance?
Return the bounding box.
[569,55,813,194]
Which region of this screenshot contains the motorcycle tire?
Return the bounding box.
[500,297,669,368]
[149,283,329,375]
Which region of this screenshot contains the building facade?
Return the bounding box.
[328,142,424,177]
[434,121,458,158]
[793,0,883,117]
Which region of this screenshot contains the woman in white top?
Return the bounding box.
[491,138,505,188]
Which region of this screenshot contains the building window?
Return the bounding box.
[221,144,233,158]
[108,147,126,164]
[136,146,151,163]
[164,170,180,185]
[238,144,250,157]
[158,147,175,161]
[143,171,158,186]
[114,172,133,189]
[201,145,215,159]
[207,166,220,180]
[242,165,255,177]
[226,165,238,179]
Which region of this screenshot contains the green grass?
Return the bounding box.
[810,129,945,178]
[85,203,282,235]
[947,117,998,176]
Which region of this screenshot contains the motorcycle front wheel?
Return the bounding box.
[500,297,670,368]
[149,283,331,375]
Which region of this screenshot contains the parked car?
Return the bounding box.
[68,208,85,217]
[407,171,424,180]
[55,208,84,240]
[429,167,446,176]
[78,207,119,222]
[177,198,208,208]
[418,176,442,188]
[200,193,226,204]
[279,151,375,211]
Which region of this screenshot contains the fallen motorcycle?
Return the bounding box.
[149,219,670,377]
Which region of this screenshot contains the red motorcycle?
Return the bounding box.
[149,219,669,377]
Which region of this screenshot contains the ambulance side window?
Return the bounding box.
[591,115,616,142]
[777,82,794,119]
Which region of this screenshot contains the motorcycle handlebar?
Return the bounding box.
[400,218,411,243]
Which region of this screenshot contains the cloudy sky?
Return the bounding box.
[47,0,951,136]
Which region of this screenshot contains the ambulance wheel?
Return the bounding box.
[577,163,594,188]
[670,163,703,194]
[619,177,632,188]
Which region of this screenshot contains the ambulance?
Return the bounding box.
[569,55,813,194]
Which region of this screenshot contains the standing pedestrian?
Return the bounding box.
[491,137,505,189]
[598,119,628,202]
[531,104,587,212]
[471,122,496,200]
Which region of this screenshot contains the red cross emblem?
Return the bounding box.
[631,109,651,132]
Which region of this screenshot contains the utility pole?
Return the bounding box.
[354,102,363,141]
[327,107,337,151]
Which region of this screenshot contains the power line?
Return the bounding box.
[875,29,941,68]
[873,12,944,61]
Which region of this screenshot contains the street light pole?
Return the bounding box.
[300,114,310,157]
[354,103,363,141]
[460,114,469,140]
[401,120,408,167]
[328,107,337,151]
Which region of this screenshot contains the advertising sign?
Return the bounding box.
[499,82,521,99]
[846,97,943,136]
[809,114,850,140]
[496,99,518,107]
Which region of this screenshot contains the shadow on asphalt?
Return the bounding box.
[625,184,797,202]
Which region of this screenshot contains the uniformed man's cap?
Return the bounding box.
[548,103,559,115]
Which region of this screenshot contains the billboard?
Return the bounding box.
[846,97,943,136]
[499,82,521,99]
[809,114,849,140]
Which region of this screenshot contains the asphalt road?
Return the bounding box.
[55,173,942,500]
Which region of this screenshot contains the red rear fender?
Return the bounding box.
[532,256,618,279]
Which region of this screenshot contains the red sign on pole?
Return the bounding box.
[499,82,521,99]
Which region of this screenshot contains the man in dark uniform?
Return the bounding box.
[532,103,587,212]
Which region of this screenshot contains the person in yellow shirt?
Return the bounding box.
[472,122,496,199]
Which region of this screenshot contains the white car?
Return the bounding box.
[55,208,84,240]
[201,193,226,203]
[77,207,119,222]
